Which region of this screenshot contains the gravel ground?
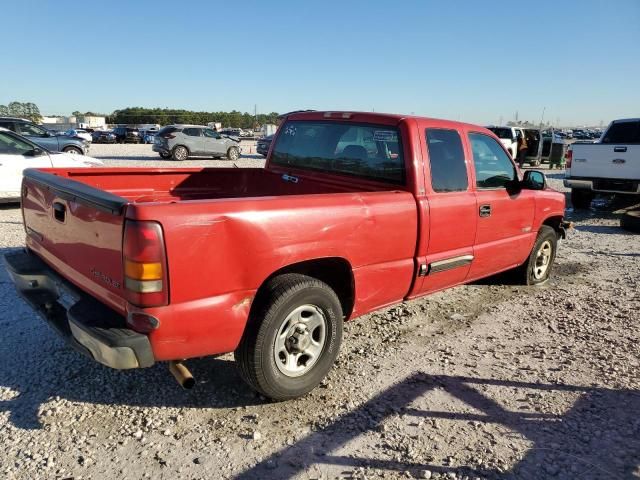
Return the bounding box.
[0,150,638,480]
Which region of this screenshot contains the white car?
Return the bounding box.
[64,128,93,142]
[0,127,103,203]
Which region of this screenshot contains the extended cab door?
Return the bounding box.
[467,132,536,279]
[412,126,477,296]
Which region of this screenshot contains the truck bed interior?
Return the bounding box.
[38,168,386,204]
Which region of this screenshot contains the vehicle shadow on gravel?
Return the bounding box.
[234,373,640,480]
[0,350,263,431]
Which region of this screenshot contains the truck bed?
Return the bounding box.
[21,167,418,359]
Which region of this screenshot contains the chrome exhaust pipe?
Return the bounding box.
[169,361,195,389]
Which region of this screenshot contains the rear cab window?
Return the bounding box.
[425,129,468,192]
[271,120,405,184]
[601,121,640,144]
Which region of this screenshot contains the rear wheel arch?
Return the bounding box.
[255,258,355,320]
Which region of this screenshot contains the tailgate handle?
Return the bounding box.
[53,202,66,222]
[614,146,627,152]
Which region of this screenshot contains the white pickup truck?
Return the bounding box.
[564,118,640,208]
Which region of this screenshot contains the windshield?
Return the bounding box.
[271,120,405,184]
[487,127,513,140]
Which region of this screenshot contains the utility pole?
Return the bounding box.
[540,106,546,127]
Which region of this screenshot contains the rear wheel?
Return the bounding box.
[172,146,188,161]
[63,146,82,155]
[514,225,557,285]
[227,146,240,161]
[234,274,343,400]
[571,189,594,209]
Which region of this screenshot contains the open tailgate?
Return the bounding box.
[21,169,129,314]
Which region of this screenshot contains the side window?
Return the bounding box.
[203,129,220,139]
[0,132,35,155]
[0,121,16,132]
[18,123,48,137]
[425,128,468,192]
[183,128,201,137]
[469,133,516,189]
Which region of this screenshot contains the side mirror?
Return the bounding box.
[25,147,44,157]
[523,170,546,190]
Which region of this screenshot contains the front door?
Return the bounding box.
[16,122,59,151]
[0,131,52,198]
[467,132,536,280]
[415,127,478,295]
[202,128,228,156]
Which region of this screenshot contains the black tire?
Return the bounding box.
[172,146,188,161]
[159,152,171,159]
[571,189,593,209]
[227,146,240,161]
[620,211,640,233]
[234,274,343,401]
[514,225,558,285]
[62,146,83,155]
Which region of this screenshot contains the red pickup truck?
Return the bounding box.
[5,111,568,400]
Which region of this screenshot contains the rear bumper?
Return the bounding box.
[3,250,154,370]
[564,176,640,194]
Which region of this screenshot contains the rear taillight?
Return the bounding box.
[123,220,168,307]
[565,149,572,168]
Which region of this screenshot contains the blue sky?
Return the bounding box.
[2,0,638,126]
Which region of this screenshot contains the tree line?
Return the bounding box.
[0,101,43,123]
[106,108,281,129]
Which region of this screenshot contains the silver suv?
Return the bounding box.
[153,125,241,161]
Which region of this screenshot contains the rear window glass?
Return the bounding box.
[271,121,405,184]
[601,121,640,144]
[426,129,468,192]
[182,128,201,137]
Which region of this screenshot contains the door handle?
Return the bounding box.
[479,204,492,217]
[614,146,627,153]
[53,201,66,222]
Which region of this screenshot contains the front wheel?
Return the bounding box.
[235,274,343,401]
[63,146,82,155]
[227,146,240,161]
[515,225,557,285]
